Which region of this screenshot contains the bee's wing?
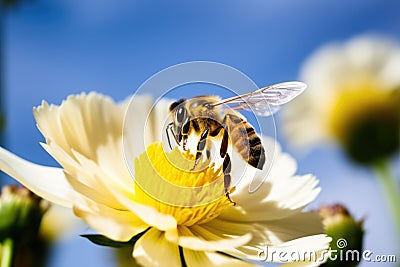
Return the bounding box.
[211,81,306,116]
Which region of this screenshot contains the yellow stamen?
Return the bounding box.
[133,142,234,226]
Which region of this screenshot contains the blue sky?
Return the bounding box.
[2,0,400,266]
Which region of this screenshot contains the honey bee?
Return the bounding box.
[166,81,306,204]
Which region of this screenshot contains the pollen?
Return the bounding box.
[133,142,234,226]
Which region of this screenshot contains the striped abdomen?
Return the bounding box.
[224,114,266,170]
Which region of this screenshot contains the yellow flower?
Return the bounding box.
[283,35,400,164]
[1,93,331,266]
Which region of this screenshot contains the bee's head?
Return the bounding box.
[167,99,189,147]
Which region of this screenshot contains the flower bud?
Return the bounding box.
[0,185,49,244]
[319,204,364,267]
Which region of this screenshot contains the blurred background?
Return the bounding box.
[1,0,399,266]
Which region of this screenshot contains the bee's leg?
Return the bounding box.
[209,124,228,158]
[181,118,191,151]
[205,139,212,161]
[166,122,179,150]
[219,124,235,204]
[191,128,209,171]
[223,153,236,205]
[210,125,223,137]
[166,123,173,150]
[220,127,229,158]
[217,114,231,158]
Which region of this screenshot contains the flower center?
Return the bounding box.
[133,142,234,226]
[328,80,400,164]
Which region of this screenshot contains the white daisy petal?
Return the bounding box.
[183,249,259,267]
[123,96,174,180]
[43,138,136,211]
[279,261,323,267]
[144,98,175,145]
[123,94,154,162]
[34,93,125,162]
[0,147,74,207]
[260,234,331,264]
[222,145,320,222]
[73,199,148,242]
[115,191,178,231]
[199,211,325,261]
[34,93,144,189]
[206,211,324,242]
[231,136,283,195]
[165,225,252,252]
[133,228,181,267]
[64,149,128,210]
[256,212,325,244]
[39,204,82,241]
[232,151,297,204]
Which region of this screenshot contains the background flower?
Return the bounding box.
[282,35,400,258]
[283,35,400,160]
[0,185,48,267]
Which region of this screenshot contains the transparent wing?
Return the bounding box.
[211,81,307,116]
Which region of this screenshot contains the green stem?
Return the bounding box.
[1,238,14,267]
[374,160,400,241]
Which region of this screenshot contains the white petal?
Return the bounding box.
[164,225,252,252]
[74,151,179,232]
[380,49,400,86]
[255,212,325,244]
[133,228,181,267]
[279,261,323,267]
[34,93,140,194]
[224,139,320,222]
[73,199,148,242]
[34,93,125,162]
[232,152,297,206]
[200,211,324,260]
[114,190,178,231]
[43,138,136,212]
[144,97,175,144]
[123,94,154,164]
[230,136,281,193]
[183,249,259,267]
[123,96,173,179]
[225,234,330,264]
[0,147,74,207]
[63,149,129,210]
[39,204,82,241]
[258,234,331,264]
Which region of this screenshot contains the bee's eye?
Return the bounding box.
[176,107,187,123]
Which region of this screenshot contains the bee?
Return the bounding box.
[166,81,307,204]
